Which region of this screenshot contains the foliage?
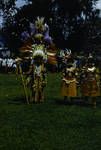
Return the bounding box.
[0,0,100,53]
[49,0,99,50]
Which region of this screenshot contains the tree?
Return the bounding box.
[49,0,99,51]
[1,0,100,53]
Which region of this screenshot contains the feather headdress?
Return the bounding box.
[35,16,45,30]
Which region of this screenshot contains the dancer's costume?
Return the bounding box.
[80,64,100,97]
[26,44,47,103]
[61,63,77,97]
[80,61,100,107]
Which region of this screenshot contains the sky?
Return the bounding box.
[96,0,101,9]
[96,0,101,16]
[15,0,29,8]
[15,0,101,9]
[0,0,30,28]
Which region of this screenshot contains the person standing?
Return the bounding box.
[80,58,100,108]
[26,45,47,103]
[61,59,77,103]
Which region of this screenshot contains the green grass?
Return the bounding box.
[0,73,101,150]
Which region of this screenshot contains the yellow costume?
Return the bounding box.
[23,39,47,103]
[80,66,100,97]
[80,63,100,108]
[61,65,77,97]
[32,63,46,103]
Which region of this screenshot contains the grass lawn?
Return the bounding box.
[0,73,101,150]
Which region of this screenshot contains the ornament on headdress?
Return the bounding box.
[34,33,44,41]
[88,66,96,72]
[33,50,45,58]
[32,44,46,60]
[35,16,45,31]
[65,49,71,55]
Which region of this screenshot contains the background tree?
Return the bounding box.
[49,0,99,51]
[0,0,100,54]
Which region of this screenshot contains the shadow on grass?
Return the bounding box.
[5,96,27,105]
[2,95,101,108]
[55,96,101,108]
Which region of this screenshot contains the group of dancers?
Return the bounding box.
[61,54,100,108]
[17,16,100,108]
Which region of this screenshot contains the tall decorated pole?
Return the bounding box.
[15,58,29,104]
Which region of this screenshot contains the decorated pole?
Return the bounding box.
[18,63,29,104]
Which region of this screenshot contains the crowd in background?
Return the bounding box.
[0,57,17,73]
[0,50,101,74]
